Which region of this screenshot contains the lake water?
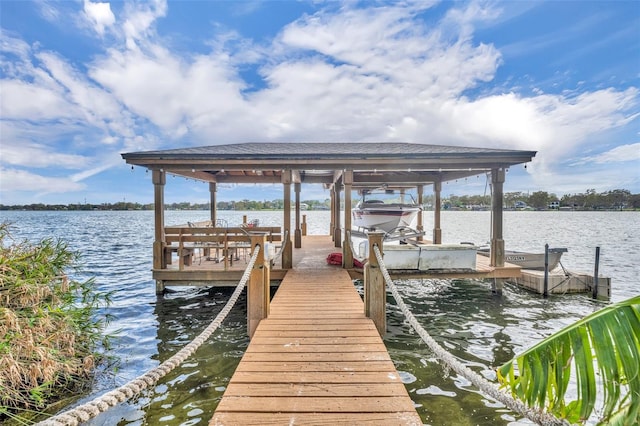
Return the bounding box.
[1,210,638,425]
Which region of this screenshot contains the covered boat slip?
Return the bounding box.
[121,142,536,290]
[160,234,521,283]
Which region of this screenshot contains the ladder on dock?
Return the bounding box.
[210,267,422,425]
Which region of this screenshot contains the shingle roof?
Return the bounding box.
[123,142,534,159]
[122,142,536,187]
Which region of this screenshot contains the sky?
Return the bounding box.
[1,0,639,205]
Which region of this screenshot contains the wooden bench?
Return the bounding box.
[164,246,195,266]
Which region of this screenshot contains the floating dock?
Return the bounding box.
[209,239,422,425]
[514,269,611,298]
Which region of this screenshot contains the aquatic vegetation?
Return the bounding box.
[0,223,112,419]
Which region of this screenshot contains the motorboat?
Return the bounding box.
[477,247,567,270]
[352,189,421,233]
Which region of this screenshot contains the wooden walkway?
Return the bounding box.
[210,239,422,425]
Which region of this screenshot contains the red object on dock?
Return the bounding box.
[326,252,342,266]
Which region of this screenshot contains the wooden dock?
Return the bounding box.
[209,238,422,425]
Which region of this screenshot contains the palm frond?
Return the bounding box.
[497,295,640,425]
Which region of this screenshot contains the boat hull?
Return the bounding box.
[352,207,420,233]
[477,249,565,270]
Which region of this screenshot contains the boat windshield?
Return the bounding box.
[360,190,418,206]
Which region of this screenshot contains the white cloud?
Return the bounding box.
[0,32,31,64]
[1,0,639,203]
[0,79,77,120]
[36,51,124,125]
[122,0,167,50]
[36,1,62,23]
[576,143,640,165]
[0,168,86,193]
[1,143,88,169]
[70,157,122,182]
[83,0,116,36]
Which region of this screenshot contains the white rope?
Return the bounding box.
[269,229,289,263]
[37,246,262,426]
[372,245,570,426]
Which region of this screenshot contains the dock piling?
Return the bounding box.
[543,244,549,298]
[248,234,270,339]
[301,214,307,236]
[593,246,600,299]
[365,231,386,336]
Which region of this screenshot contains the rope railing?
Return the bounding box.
[372,244,570,426]
[37,245,262,426]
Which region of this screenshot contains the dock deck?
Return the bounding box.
[156,234,521,286]
[209,237,423,425]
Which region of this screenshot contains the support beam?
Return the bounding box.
[209,182,217,225]
[294,182,302,248]
[490,168,506,268]
[152,170,166,294]
[342,170,353,268]
[248,234,269,339]
[416,184,424,241]
[282,171,293,269]
[364,231,386,336]
[333,183,342,248]
[433,180,442,244]
[330,189,335,240]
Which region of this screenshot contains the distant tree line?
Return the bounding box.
[443,189,639,210]
[1,189,637,211]
[0,199,332,211]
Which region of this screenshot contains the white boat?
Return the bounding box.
[352,189,421,233]
[477,247,567,270]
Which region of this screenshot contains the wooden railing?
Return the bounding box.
[162,226,282,270]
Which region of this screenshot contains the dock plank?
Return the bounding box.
[210,263,422,425]
[234,360,396,372]
[222,382,408,396]
[211,412,423,425]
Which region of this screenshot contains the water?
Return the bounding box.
[1,210,638,425]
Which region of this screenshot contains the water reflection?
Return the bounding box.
[131,287,249,425]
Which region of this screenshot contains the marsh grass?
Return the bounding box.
[0,223,112,420]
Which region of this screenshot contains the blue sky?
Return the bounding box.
[1,0,639,205]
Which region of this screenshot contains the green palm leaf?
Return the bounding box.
[497,295,640,425]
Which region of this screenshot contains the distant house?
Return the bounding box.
[548,201,560,209]
[514,201,528,210]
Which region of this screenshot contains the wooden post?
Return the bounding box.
[243,215,248,226]
[294,182,302,248]
[301,214,307,236]
[330,190,335,239]
[593,246,600,299]
[416,184,424,241]
[364,231,386,336]
[152,170,166,294]
[282,171,293,269]
[492,278,504,295]
[334,184,342,248]
[210,182,217,226]
[248,234,269,339]
[342,170,353,268]
[490,168,505,267]
[543,244,549,298]
[433,180,442,244]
